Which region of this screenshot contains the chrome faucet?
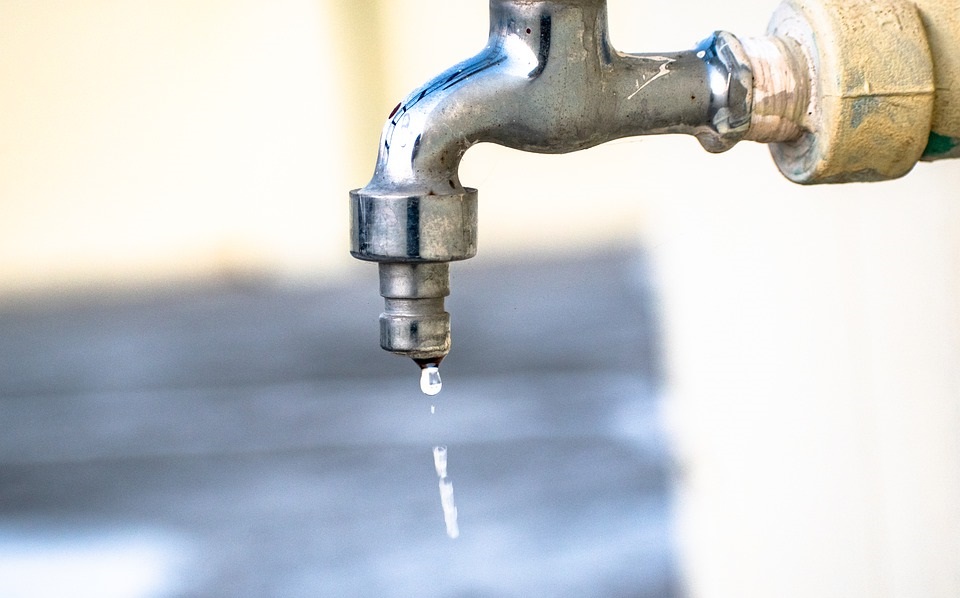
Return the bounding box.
[349,0,947,369]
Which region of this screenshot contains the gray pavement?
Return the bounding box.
[0,247,679,597]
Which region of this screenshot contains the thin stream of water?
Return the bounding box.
[432,445,459,539]
[420,363,457,538]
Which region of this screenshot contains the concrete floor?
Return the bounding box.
[0,248,679,597]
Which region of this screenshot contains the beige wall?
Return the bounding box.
[0,0,367,293]
[3,1,958,596]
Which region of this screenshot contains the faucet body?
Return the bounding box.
[351,0,775,362]
[350,0,955,364]
[358,0,756,201]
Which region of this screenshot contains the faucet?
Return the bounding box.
[350,0,956,371]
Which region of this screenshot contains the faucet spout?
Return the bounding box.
[362,0,760,198]
[350,0,806,364]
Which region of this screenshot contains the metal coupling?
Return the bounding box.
[695,31,755,153]
[349,189,478,263]
[763,0,935,183]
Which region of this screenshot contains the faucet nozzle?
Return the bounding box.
[378,263,451,360]
[350,187,477,362]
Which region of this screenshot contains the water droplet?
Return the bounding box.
[420,365,442,396]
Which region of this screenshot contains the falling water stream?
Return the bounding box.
[419,362,459,538]
[432,446,460,539]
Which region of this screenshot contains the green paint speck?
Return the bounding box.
[923,132,959,158]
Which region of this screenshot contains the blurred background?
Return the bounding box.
[1,0,958,596]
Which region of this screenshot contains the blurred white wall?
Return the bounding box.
[0,0,365,293]
[606,3,960,597]
[2,1,958,596]
[651,139,960,598]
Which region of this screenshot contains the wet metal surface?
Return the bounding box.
[0,248,677,597]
